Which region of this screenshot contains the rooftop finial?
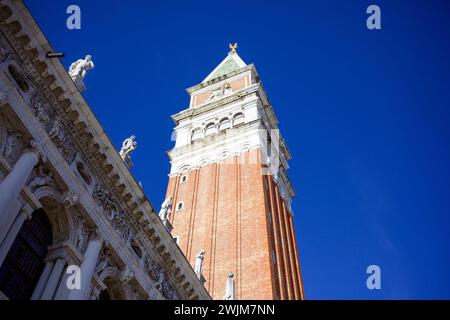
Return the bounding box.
[229,43,238,54]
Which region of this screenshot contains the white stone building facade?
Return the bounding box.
[0,0,210,300]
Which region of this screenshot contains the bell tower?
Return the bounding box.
[163,46,304,300]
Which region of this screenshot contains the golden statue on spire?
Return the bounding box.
[229,43,238,53]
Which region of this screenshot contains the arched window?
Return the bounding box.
[233,113,245,126]
[176,202,184,211]
[219,118,231,131]
[204,123,216,137]
[0,209,53,300]
[191,128,202,142]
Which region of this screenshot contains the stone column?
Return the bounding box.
[54,264,70,300]
[40,257,65,300]
[31,260,54,300]
[0,199,22,245]
[0,149,39,225]
[0,205,32,267]
[67,236,103,300]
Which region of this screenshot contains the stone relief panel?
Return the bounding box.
[92,183,118,216]
[29,91,52,131]
[1,121,25,166]
[70,210,90,254]
[92,247,149,300]
[95,247,114,278]
[28,91,78,164]
[160,273,180,300]
[92,182,132,242]
[144,254,180,300]
[27,163,55,191]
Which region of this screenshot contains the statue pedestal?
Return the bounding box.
[71,75,87,93]
[123,155,134,169]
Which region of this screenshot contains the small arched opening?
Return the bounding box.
[204,123,216,137]
[191,128,202,142]
[233,113,245,126]
[219,118,231,131]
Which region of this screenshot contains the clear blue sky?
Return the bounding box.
[25,0,450,299]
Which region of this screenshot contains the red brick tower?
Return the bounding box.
[163,47,304,300]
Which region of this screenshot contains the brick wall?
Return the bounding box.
[166,148,304,299]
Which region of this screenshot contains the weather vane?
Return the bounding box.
[229,43,238,53]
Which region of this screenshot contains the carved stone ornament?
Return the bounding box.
[68,55,94,81]
[62,190,79,208]
[120,266,135,283]
[74,214,89,252]
[27,163,54,191]
[95,247,111,276]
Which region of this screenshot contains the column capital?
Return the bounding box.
[45,242,80,265]
[25,140,46,162]
[45,253,69,265]
[88,227,105,245]
[19,204,34,220]
[120,266,136,284]
[61,190,80,208]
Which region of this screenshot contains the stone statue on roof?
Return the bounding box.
[194,250,206,280]
[119,135,137,160]
[158,196,172,225]
[69,55,94,80]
